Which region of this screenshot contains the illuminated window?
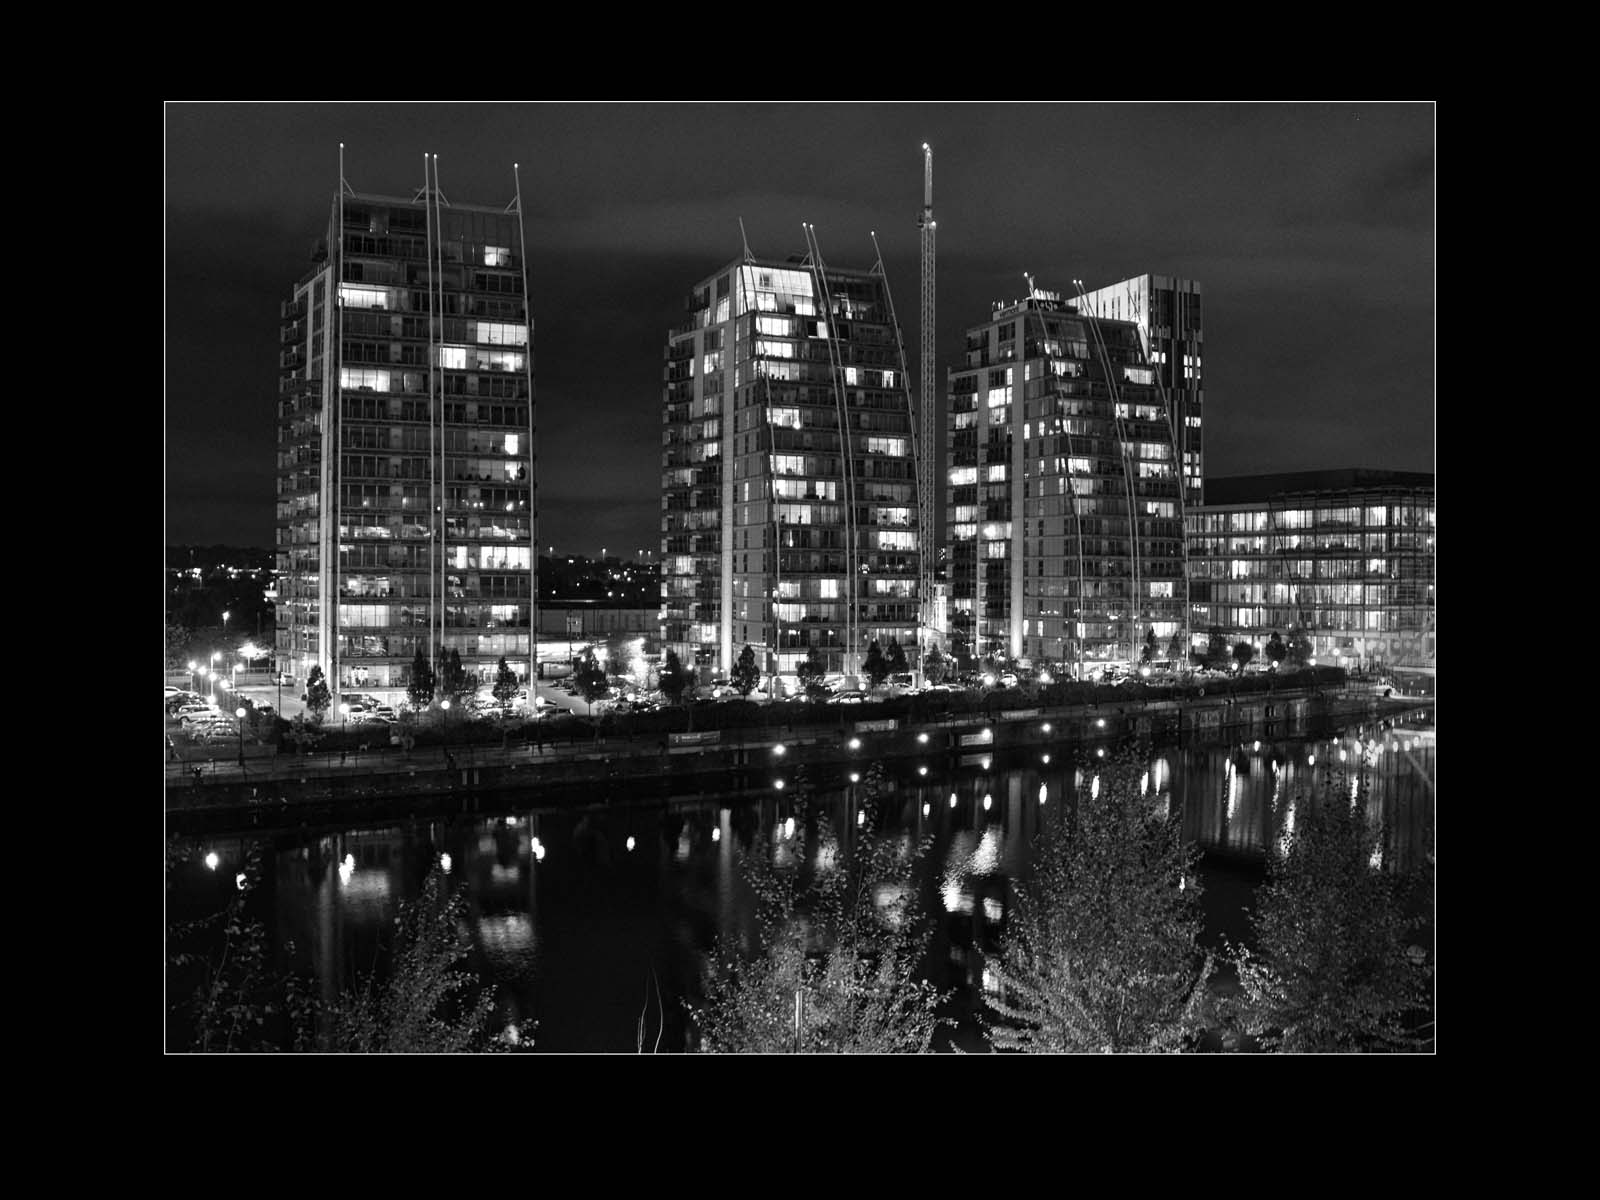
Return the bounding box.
[475,322,528,346]
[845,367,859,385]
[484,246,512,267]
[879,530,917,551]
[770,407,801,429]
[504,434,519,455]
[867,437,907,456]
[986,464,1007,482]
[340,368,391,391]
[439,346,467,369]
[339,285,389,309]
[819,579,839,599]
[949,467,978,486]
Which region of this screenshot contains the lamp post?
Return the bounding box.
[440,698,451,759]
[187,660,198,693]
[209,651,221,702]
[235,706,246,769]
[339,702,350,754]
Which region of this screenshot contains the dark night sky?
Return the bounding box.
[165,102,1434,553]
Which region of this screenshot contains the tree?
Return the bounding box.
[604,632,636,680]
[165,620,193,671]
[923,645,948,685]
[572,651,609,715]
[885,637,909,677]
[1232,641,1255,673]
[797,647,829,701]
[731,643,761,698]
[284,713,324,756]
[492,656,519,711]
[1265,631,1287,667]
[167,847,319,1053]
[659,649,689,706]
[1286,627,1314,667]
[169,851,507,1053]
[322,868,503,1053]
[407,649,436,709]
[303,665,331,723]
[1205,626,1231,670]
[438,648,472,705]
[1141,628,1157,664]
[1166,631,1185,665]
[688,765,950,1053]
[1225,780,1431,1052]
[983,754,1213,1053]
[862,640,889,688]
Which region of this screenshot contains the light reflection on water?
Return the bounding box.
[173,716,1434,1052]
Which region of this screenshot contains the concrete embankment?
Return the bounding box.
[165,688,1431,835]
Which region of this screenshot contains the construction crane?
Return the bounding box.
[918,144,936,679]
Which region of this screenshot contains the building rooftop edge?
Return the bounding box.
[1202,468,1435,506]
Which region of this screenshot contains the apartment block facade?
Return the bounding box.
[276,178,536,700]
[1187,469,1435,669]
[661,254,921,680]
[945,283,1189,676]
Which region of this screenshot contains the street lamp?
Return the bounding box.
[235,706,246,768]
[187,660,198,692]
[209,651,221,701]
[440,698,451,758]
[339,701,350,748]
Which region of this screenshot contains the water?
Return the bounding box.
[166,712,1434,1051]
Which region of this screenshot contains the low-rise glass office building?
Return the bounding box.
[1187,469,1435,669]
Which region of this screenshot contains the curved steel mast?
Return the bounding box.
[802,222,860,677]
[1074,279,1143,667]
[869,229,921,681]
[510,162,538,692]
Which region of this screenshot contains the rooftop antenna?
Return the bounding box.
[1024,271,1036,298]
[739,218,755,264]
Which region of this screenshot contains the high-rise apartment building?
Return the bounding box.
[661,251,921,682]
[1187,469,1435,669]
[944,282,1188,676]
[1073,275,1204,507]
[276,168,536,701]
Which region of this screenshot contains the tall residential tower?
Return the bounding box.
[944,281,1189,676]
[661,248,922,683]
[276,161,536,702]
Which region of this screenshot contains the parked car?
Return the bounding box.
[827,690,869,705]
[373,704,397,720]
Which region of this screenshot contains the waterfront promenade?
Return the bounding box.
[165,685,1431,833]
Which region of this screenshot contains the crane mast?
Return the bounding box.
[918,144,936,676]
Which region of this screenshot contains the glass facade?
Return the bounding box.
[661,257,921,679]
[1073,275,1204,508]
[276,186,536,700]
[1187,472,1435,669]
[945,285,1188,676]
